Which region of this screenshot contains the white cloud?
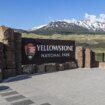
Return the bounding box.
[85,13,105,23]
[48,17,52,19]
[98,14,105,22]
[85,13,97,23]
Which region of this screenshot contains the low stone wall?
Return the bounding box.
[21,61,77,75]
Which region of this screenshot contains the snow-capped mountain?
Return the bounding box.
[30,18,105,35]
[65,19,105,31]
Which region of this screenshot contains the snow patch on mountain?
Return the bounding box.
[31,24,47,30]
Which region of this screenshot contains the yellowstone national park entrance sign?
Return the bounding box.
[22,38,75,65]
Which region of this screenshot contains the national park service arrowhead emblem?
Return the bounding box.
[25,43,36,60]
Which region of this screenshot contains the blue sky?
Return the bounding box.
[0,0,105,29]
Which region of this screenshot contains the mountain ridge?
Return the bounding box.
[30,20,105,35]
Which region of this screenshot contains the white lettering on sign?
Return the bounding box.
[37,45,74,52]
[41,53,70,58]
[41,53,61,58]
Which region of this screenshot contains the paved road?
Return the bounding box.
[0,68,105,105]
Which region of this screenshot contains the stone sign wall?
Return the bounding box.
[0,26,100,81]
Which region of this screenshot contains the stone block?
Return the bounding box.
[69,61,78,69]
[37,64,45,73]
[45,64,56,72]
[22,65,36,74]
[64,62,70,70]
[64,62,77,70]
[56,63,64,71]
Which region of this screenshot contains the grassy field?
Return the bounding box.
[22,33,105,53]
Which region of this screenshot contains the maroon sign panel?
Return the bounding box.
[22,38,75,65]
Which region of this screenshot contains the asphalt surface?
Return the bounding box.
[0,68,105,105]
